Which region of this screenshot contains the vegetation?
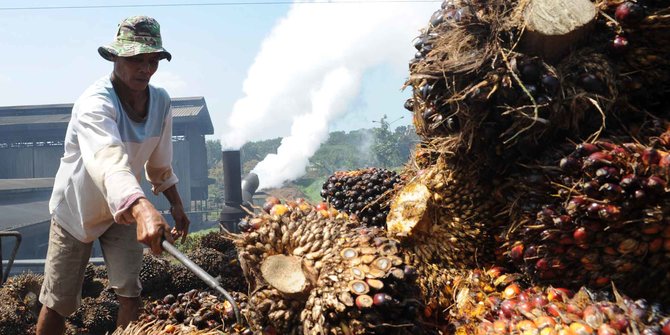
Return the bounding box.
[206,117,419,204]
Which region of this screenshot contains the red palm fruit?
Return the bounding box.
[573,227,588,244]
[609,314,630,331]
[599,183,624,201]
[570,322,594,335]
[649,238,663,253]
[595,277,610,286]
[576,143,600,157]
[561,156,581,173]
[516,320,538,332]
[492,320,508,333]
[504,283,522,299]
[517,301,534,314]
[612,35,629,52]
[546,302,564,317]
[599,204,621,221]
[500,299,517,318]
[615,2,646,25]
[619,174,640,190]
[660,153,670,168]
[566,303,584,317]
[262,201,276,213]
[532,294,549,308]
[661,318,670,335]
[597,324,617,335]
[510,243,524,261]
[534,316,557,329]
[642,148,661,166]
[536,258,550,271]
[315,202,329,211]
[644,176,667,194]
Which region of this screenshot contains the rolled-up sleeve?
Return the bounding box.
[73,97,145,222]
[145,104,178,195]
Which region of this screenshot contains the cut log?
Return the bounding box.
[261,254,311,296]
[521,0,597,63]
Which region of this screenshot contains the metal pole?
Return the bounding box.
[161,240,242,325]
[0,231,22,284]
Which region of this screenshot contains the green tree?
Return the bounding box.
[206,139,222,170]
[371,115,402,168]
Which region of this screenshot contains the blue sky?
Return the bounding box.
[0,0,439,187]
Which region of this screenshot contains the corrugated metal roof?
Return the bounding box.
[0,114,71,126]
[0,97,213,134]
[172,105,203,118]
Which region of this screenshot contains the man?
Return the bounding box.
[36,16,190,335]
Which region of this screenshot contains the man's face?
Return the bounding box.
[113,53,160,91]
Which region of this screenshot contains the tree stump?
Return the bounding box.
[521,0,597,63]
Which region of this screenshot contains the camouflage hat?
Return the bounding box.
[98,16,172,62]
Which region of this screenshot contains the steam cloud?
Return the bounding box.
[221,0,436,190]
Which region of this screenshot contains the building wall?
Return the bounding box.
[0,146,62,179]
[140,140,192,211]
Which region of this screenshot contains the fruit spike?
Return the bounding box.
[321,168,403,227]
[506,139,670,303]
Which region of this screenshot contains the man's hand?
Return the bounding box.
[131,198,173,254]
[169,204,190,243]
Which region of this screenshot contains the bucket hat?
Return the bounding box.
[98,16,172,62]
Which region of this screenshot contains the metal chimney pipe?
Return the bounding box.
[241,172,259,205]
[220,150,245,233]
[222,150,243,207]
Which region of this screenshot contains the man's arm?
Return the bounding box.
[163,185,190,243]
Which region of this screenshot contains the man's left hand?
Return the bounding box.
[170,204,190,243]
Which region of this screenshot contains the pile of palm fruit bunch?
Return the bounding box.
[389,0,670,330]
[320,167,404,227]
[0,273,43,335]
[503,135,670,304]
[429,267,670,334]
[0,230,248,335]
[134,289,248,333]
[231,198,432,334]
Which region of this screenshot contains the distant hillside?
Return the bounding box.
[206,120,418,203]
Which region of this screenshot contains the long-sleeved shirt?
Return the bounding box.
[49,75,178,243]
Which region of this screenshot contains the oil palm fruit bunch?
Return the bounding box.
[82,263,107,298]
[505,138,670,303]
[139,253,171,298]
[167,247,233,293]
[0,273,43,335]
[198,230,236,253]
[405,0,670,177]
[168,263,209,294]
[233,199,430,334]
[193,231,247,293]
[72,288,119,335]
[320,167,403,227]
[140,289,244,331]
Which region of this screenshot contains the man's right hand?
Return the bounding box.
[131,198,174,254]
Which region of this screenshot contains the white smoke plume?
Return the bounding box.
[221,0,437,189]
